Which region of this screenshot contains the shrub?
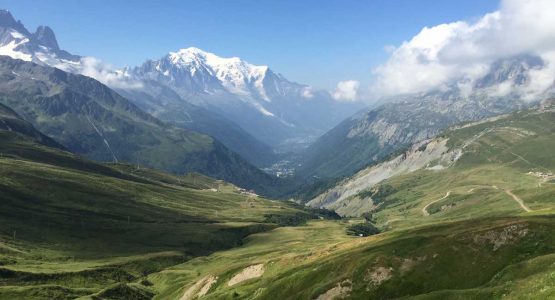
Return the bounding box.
[346,223,380,237]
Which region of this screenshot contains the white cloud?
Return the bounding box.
[79,57,143,90]
[332,80,360,101]
[372,0,555,98]
[301,86,314,99]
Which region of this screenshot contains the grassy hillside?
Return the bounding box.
[155,216,555,300]
[0,116,320,299]
[365,107,555,229]
[309,103,555,217]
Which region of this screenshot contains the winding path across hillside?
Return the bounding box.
[505,189,532,212]
[422,191,451,216]
[422,186,532,216]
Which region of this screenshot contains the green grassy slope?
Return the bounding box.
[365,107,555,229]
[159,216,555,300]
[0,116,318,299]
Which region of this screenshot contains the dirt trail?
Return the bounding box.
[505,190,532,212]
[384,218,404,226]
[460,185,531,213]
[422,191,451,216]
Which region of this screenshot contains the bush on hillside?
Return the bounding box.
[346,222,380,237]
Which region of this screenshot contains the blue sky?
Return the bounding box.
[0,0,498,89]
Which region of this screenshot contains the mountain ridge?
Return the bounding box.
[308,99,555,216]
[0,55,285,195]
[297,55,547,180]
[0,9,281,167]
[0,9,362,152]
[130,47,362,148]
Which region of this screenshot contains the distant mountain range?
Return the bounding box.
[3,8,554,198]
[297,55,552,180]
[0,9,362,156]
[129,47,362,148]
[0,55,288,195]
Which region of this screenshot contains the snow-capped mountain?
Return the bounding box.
[0,10,362,150]
[137,47,275,101]
[0,10,81,71]
[131,47,362,148]
[0,10,282,167]
[132,47,304,118]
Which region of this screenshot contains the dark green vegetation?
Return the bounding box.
[345,222,380,237]
[0,56,283,196]
[0,110,318,299]
[356,184,396,206]
[290,176,346,202]
[263,206,340,226]
[0,103,62,149]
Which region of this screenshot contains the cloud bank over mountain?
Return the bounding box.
[80,57,143,89]
[332,80,360,101]
[372,0,555,99]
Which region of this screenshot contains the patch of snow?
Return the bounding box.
[256,104,275,117]
[0,39,32,61]
[167,47,270,99]
[9,30,25,40]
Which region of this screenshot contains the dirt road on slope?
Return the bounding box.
[505,190,532,212]
[422,191,451,216]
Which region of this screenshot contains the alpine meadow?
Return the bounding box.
[0,1,555,299]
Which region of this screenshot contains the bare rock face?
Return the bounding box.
[308,137,458,216]
[227,264,265,286]
[32,25,59,51]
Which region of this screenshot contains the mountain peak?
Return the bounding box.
[0,9,15,25]
[32,25,59,51]
[170,47,265,69]
[0,9,30,36]
[177,46,209,55]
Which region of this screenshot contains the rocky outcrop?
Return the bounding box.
[307,138,461,216]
